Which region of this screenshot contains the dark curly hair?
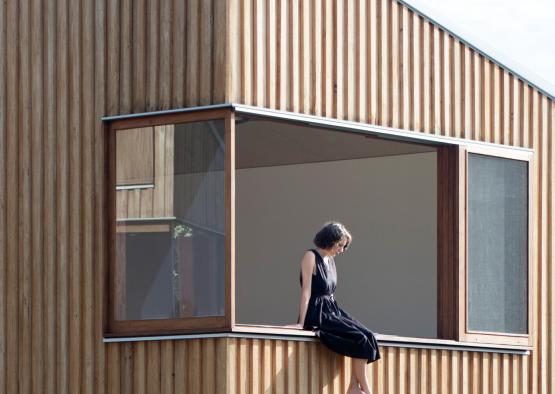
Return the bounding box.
[313,222,352,250]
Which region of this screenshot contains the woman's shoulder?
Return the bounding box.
[300,250,317,276]
[302,249,317,259]
[305,249,323,261]
[301,250,318,265]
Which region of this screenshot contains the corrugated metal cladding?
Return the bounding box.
[0,0,552,393]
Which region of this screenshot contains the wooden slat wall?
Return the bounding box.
[105,338,228,394]
[1,0,554,393]
[227,0,554,393]
[227,340,530,394]
[0,0,227,393]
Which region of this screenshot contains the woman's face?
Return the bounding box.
[330,238,348,257]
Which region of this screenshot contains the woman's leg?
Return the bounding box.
[347,366,361,393]
[352,358,372,394]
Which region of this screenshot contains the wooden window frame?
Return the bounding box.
[437,146,459,340]
[455,145,534,347]
[228,115,533,348]
[104,105,533,348]
[105,108,235,337]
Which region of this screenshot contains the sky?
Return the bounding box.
[413,0,555,94]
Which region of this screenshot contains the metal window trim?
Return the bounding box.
[103,332,530,355]
[101,103,234,122]
[104,103,533,154]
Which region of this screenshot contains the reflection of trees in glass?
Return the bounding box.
[172,222,193,317]
[170,222,225,318]
[173,224,194,238]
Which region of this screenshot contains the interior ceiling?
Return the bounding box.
[236,119,436,169]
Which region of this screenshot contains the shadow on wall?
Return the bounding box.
[263,341,345,393]
[266,342,394,393]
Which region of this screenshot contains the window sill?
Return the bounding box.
[374,333,531,355]
[232,325,531,354]
[104,324,531,355]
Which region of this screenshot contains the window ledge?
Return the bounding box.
[104,325,531,355]
[374,333,531,355]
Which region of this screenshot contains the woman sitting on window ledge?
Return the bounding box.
[296,222,380,394]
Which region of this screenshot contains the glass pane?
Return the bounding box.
[468,153,528,334]
[115,120,225,320]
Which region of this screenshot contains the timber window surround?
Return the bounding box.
[467,153,528,334]
[107,109,233,335]
[104,105,533,349]
[456,146,533,347]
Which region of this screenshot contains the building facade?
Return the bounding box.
[1,0,554,393]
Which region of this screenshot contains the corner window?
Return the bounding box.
[107,109,233,336]
[105,106,533,347]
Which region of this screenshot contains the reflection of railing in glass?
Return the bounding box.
[115,120,225,322]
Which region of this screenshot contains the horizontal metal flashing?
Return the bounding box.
[103,332,529,355]
[400,0,555,101]
[234,104,534,154]
[101,103,233,122]
[105,103,534,155]
[104,332,317,344]
[376,335,531,355]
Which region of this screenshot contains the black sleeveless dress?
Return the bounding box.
[301,249,380,363]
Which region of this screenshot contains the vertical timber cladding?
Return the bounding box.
[0,0,552,392]
[227,339,528,394]
[228,0,554,393]
[0,0,229,393]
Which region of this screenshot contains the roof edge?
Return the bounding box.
[400,0,555,101]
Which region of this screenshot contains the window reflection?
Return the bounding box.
[115,120,225,321]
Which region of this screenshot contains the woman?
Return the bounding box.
[297,222,380,394]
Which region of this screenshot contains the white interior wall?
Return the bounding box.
[236,152,437,338]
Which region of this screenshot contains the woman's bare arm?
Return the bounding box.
[297,251,315,327]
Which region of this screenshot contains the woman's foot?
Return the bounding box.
[346,384,364,394]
